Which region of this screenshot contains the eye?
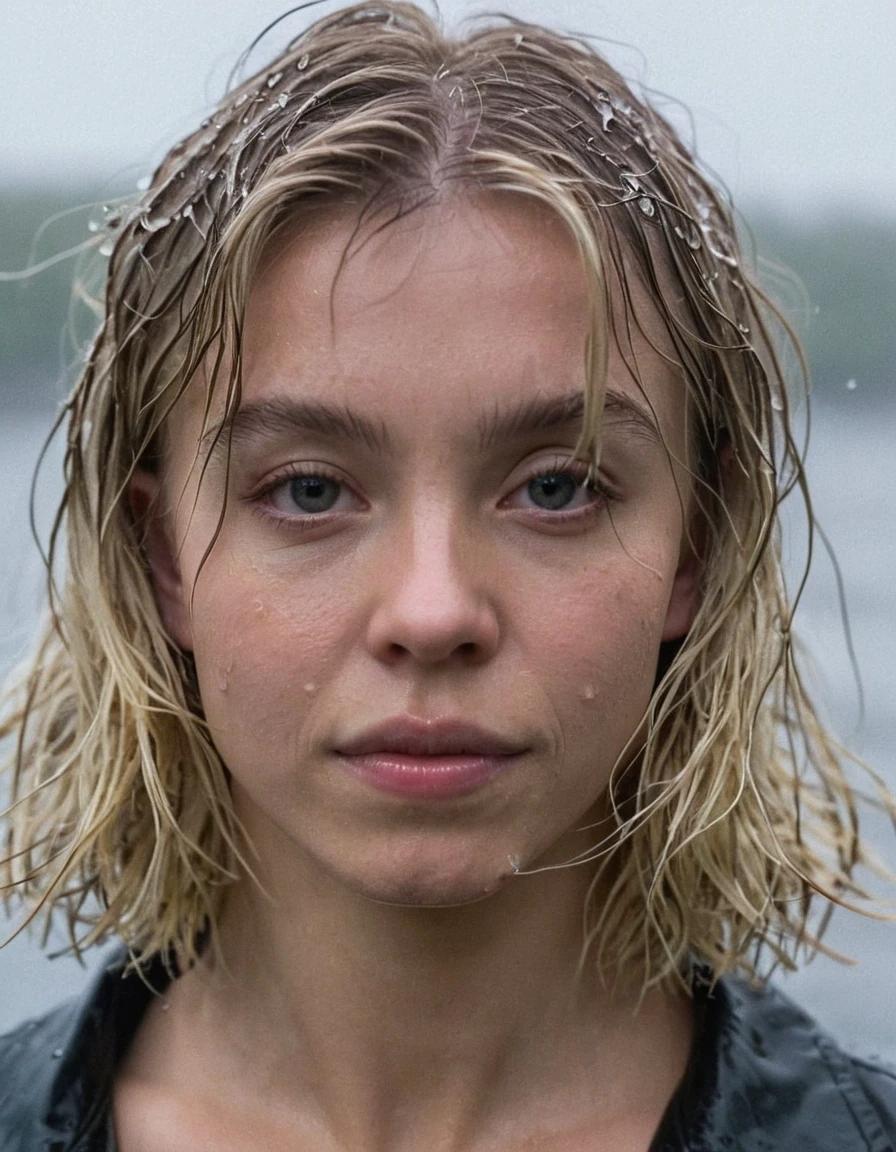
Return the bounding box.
[505,461,609,516]
[525,472,582,511]
[263,468,359,518]
[281,474,341,514]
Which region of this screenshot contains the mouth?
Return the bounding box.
[333,717,527,799]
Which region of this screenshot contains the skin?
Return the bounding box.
[120,196,700,1151]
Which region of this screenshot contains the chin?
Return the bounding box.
[346,846,522,910]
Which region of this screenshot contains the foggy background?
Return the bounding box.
[2,0,895,1054]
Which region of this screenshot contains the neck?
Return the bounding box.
[152,848,692,1150]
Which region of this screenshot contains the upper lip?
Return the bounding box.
[335,717,526,757]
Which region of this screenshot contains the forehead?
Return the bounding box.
[186,195,688,461]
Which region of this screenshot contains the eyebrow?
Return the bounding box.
[476,388,661,450]
[201,386,661,458]
[202,396,393,457]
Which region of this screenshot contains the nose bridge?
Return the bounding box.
[366,489,498,665]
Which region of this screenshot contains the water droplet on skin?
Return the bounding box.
[99,239,113,257]
[136,175,151,191]
[846,377,858,391]
[87,220,100,233]
[771,392,785,412]
[507,854,521,873]
[303,682,317,696]
[216,659,233,693]
[52,1048,63,1059]
[267,70,284,88]
[297,53,310,70]
[161,1001,170,1012]
[582,684,596,701]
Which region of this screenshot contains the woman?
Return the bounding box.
[2,4,894,1148]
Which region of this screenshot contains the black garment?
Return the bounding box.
[1,951,895,1150]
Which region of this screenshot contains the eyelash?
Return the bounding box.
[249,458,614,528]
[510,457,614,521]
[252,463,360,528]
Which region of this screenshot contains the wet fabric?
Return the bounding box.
[1,950,895,1150]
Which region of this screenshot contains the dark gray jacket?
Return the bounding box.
[1,952,895,1150]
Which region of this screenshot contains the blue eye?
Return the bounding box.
[526,472,580,510]
[285,474,341,513]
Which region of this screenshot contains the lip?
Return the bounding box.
[334,717,527,799]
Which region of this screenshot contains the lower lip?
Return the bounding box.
[336,753,521,799]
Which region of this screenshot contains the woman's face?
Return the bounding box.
[145,196,700,906]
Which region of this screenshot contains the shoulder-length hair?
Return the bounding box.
[2,0,890,988]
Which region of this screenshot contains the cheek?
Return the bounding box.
[530,553,676,743]
[186,557,352,754]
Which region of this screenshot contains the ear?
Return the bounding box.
[661,520,703,642]
[129,469,193,651]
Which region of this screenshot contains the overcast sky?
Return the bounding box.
[2,0,894,215]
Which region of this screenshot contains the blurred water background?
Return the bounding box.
[1,182,894,1054]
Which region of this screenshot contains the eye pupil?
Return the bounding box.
[528,473,578,510]
[289,475,339,513]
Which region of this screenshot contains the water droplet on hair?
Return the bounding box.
[673,223,701,250]
[638,196,655,218]
[276,93,288,109]
[297,53,310,70]
[182,204,195,220]
[304,682,317,696]
[141,212,171,233]
[737,322,750,335]
[507,854,521,873]
[235,92,249,107]
[136,175,151,191]
[266,70,284,88]
[596,98,614,131]
[513,32,523,46]
[845,378,858,391]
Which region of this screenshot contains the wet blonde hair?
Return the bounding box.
[3,0,892,987]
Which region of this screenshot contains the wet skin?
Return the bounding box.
[141,196,700,910]
[124,195,700,1151]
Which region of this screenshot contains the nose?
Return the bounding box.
[365,506,500,667]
